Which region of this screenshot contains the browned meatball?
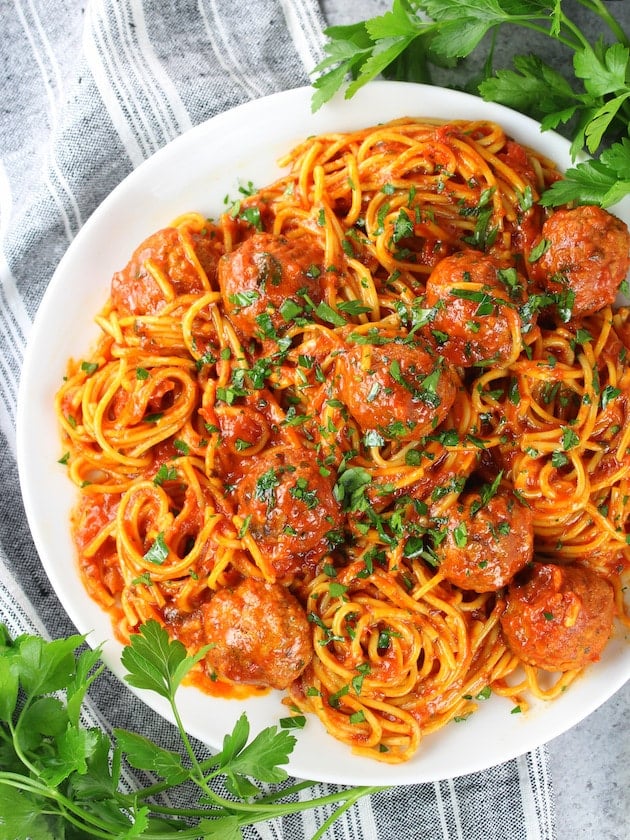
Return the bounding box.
[336,330,458,441]
[235,449,342,579]
[436,488,533,591]
[218,232,326,341]
[111,227,217,316]
[528,205,630,317]
[500,562,615,671]
[424,251,524,367]
[201,577,312,689]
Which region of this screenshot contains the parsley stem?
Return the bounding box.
[0,770,53,797]
[112,764,323,810]
[576,0,629,47]
[166,694,223,805]
[104,749,242,805]
[0,772,118,837]
[253,778,322,802]
[135,802,226,818]
[508,18,584,51]
[234,785,387,825]
[143,783,386,821]
[49,806,116,839]
[9,704,45,779]
[310,786,385,840]
[556,13,592,51]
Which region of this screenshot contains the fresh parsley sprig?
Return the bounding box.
[312,0,630,207]
[0,621,384,839]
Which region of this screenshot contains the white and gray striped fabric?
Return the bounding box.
[0,2,556,837]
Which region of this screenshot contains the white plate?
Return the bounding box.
[17,82,630,786]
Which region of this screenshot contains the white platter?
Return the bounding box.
[16,81,630,786]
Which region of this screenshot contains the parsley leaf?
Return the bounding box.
[478,54,580,129]
[540,139,630,208]
[121,620,209,699]
[143,532,169,565]
[421,0,515,59]
[333,466,372,512]
[0,623,385,836]
[311,1,426,108]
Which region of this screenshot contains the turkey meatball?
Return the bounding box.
[424,251,524,367]
[528,205,630,317]
[202,577,312,689]
[500,562,615,671]
[111,226,218,316]
[436,487,534,591]
[235,449,342,579]
[336,330,458,441]
[218,232,326,341]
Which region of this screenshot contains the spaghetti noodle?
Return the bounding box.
[56,117,630,762]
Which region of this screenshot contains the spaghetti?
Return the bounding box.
[56,117,630,762]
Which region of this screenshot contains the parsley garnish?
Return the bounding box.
[470,472,503,516]
[80,360,98,376]
[228,290,260,308]
[333,467,372,512]
[255,468,280,510]
[0,623,383,835]
[601,384,621,410]
[450,287,496,317]
[173,439,190,456]
[144,532,169,565]
[561,426,580,451]
[314,300,347,327]
[364,429,386,447]
[290,476,319,509]
[311,1,630,208]
[453,522,468,548]
[338,299,372,316]
[153,464,178,485]
[329,581,349,598]
[392,208,413,242]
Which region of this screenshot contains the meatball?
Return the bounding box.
[528,205,630,318]
[436,488,533,591]
[235,449,342,579]
[336,330,458,441]
[500,562,615,671]
[218,232,326,341]
[111,227,217,316]
[202,577,312,689]
[424,251,524,367]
